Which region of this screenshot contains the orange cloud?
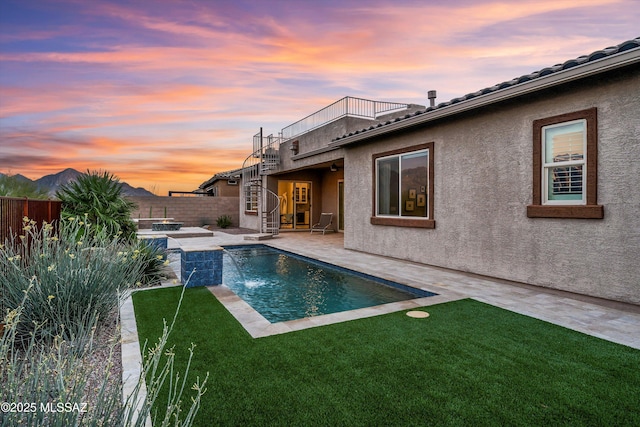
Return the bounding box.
[1,0,635,196]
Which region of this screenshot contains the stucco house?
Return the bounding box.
[235,37,640,305]
[199,168,242,197]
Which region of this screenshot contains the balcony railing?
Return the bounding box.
[281,97,409,140]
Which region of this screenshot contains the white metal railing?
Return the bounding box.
[281,96,409,140]
[242,129,280,235]
[262,186,280,236]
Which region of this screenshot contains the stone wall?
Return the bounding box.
[127,196,239,228]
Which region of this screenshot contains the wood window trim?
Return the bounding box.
[371,142,435,228]
[370,216,436,228]
[527,108,603,219]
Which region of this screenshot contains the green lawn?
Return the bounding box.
[132,286,640,426]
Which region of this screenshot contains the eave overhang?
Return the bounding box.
[329,47,640,148]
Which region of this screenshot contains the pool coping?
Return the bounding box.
[207,284,464,338]
[214,243,464,337]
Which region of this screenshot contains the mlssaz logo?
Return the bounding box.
[40,402,88,413]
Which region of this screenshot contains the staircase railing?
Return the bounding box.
[241,128,281,235]
[262,186,280,236]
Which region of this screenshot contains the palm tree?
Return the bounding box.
[56,170,138,240]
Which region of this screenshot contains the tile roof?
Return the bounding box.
[333,37,640,143]
[199,167,243,188]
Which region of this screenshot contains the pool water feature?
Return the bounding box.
[222,245,436,323]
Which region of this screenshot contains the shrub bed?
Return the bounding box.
[0,217,206,426]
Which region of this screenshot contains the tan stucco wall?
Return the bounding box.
[216,182,240,197]
[128,196,239,228]
[343,68,640,304]
[277,106,424,172]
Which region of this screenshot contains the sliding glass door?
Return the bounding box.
[278,181,312,230]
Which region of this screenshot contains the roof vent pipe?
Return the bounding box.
[427,90,437,107]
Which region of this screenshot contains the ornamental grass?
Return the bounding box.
[0,217,206,426]
[0,217,141,346]
[0,285,207,427]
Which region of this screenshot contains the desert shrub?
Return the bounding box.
[0,285,207,427]
[56,170,137,241]
[0,216,142,345]
[216,214,232,229]
[0,296,123,426]
[129,238,172,287]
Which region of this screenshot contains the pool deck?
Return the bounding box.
[121,229,640,421]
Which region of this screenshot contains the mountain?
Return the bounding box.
[0,172,32,183]
[23,168,155,197]
[120,182,156,197]
[36,168,83,196]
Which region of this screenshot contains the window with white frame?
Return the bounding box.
[372,143,435,228]
[527,107,603,219]
[542,119,586,204]
[244,184,258,212]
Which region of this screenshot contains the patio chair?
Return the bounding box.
[310,213,334,234]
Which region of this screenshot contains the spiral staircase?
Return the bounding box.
[241,129,281,236]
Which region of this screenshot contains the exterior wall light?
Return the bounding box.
[290,140,299,155]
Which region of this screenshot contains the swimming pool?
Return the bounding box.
[222,245,436,323]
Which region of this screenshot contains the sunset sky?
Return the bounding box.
[1,0,638,195]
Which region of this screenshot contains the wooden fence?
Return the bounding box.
[0,197,62,243]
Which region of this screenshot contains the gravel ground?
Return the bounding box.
[86,276,172,418]
[82,309,123,417]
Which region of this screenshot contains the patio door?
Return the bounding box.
[278,180,312,230]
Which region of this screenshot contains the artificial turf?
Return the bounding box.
[132,286,640,426]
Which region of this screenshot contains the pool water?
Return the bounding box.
[222,245,436,323]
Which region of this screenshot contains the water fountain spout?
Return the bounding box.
[223,248,246,285]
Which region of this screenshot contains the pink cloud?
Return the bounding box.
[1,0,637,194]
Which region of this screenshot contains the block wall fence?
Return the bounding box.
[127,196,239,228]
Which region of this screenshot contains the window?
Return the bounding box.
[527,108,603,219]
[244,184,258,213]
[372,143,435,228]
[543,120,586,204]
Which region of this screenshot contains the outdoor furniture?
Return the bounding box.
[310,213,333,234]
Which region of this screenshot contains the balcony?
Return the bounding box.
[281,97,410,141]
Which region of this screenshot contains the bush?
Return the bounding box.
[0,216,142,345]
[0,217,205,426]
[0,285,208,426]
[130,238,172,287]
[56,170,137,241]
[216,214,232,229]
